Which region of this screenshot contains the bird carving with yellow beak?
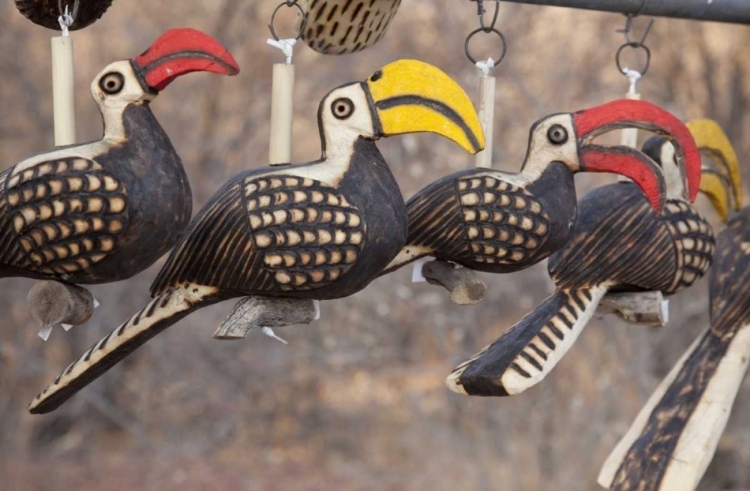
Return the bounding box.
[28,60,484,414]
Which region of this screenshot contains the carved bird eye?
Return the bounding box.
[99,72,125,95]
[331,98,354,120]
[547,124,568,145]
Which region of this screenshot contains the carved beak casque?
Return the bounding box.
[364,60,485,154]
[573,100,702,211]
[133,28,240,92]
[686,119,743,222]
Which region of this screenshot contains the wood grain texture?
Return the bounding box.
[447,182,715,397]
[15,0,113,31]
[0,105,192,284]
[151,138,404,301]
[601,207,750,491]
[300,0,402,55]
[382,162,576,275]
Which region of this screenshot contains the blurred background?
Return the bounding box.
[1,1,749,490]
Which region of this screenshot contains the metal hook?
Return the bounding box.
[617,0,654,47]
[268,0,307,42]
[477,0,500,32]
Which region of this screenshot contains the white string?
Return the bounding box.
[267,38,297,64]
[475,57,496,76]
[622,68,642,95]
[261,326,289,345]
[58,5,74,37]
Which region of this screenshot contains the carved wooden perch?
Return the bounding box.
[28,281,95,339]
[213,296,318,340]
[422,260,487,306]
[597,291,668,327]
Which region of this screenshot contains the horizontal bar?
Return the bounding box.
[469,0,750,24]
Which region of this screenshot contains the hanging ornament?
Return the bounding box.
[2,29,240,341]
[599,121,745,491]
[298,0,401,55]
[27,59,487,414]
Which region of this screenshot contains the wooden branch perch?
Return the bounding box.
[27,281,95,338]
[598,291,668,327]
[213,296,318,340]
[422,260,487,306]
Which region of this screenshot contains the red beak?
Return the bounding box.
[573,100,700,203]
[133,28,240,91]
[579,145,667,212]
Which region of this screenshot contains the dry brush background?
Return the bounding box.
[1,1,749,490]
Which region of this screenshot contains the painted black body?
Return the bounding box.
[451,182,715,397]
[151,137,407,300]
[0,103,192,284]
[609,206,750,490]
[382,162,577,275]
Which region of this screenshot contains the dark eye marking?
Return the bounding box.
[99,72,125,95]
[547,124,568,145]
[331,97,354,120]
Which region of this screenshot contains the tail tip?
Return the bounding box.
[445,370,469,395]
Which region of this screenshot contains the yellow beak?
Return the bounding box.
[687,119,743,221]
[365,60,485,154]
[699,169,731,222]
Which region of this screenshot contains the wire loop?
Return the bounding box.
[616,42,651,77]
[466,0,505,69]
[465,27,507,67]
[268,0,307,42]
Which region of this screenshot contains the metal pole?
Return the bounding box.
[469,0,750,25]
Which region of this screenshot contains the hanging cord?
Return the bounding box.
[465,1,506,168]
[57,0,79,36]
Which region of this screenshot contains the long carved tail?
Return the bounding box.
[28,284,224,414]
[446,285,608,396]
[598,322,750,491]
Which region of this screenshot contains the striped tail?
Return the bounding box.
[28,284,223,414]
[598,322,750,491]
[446,285,608,396]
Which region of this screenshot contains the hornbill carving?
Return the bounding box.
[28,60,485,414]
[446,115,710,397]
[599,121,747,491]
[0,29,239,285]
[382,100,701,277]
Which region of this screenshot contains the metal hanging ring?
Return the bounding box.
[465,27,507,67]
[616,42,651,77]
[268,0,307,42]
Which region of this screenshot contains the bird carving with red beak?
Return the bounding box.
[382,100,700,277]
[446,113,712,399]
[0,28,239,284]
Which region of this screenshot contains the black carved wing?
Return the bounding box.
[709,208,750,330]
[455,175,551,265]
[0,157,128,277]
[150,173,366,296]
[405,173,551,267]
[662,200,716,292]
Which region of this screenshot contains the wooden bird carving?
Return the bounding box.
[299,0,401,55]
[446,115,712,398]
[599,121,747,491]
[0,29,239,285]
[382,100,703,277]
[28,60,485,414]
